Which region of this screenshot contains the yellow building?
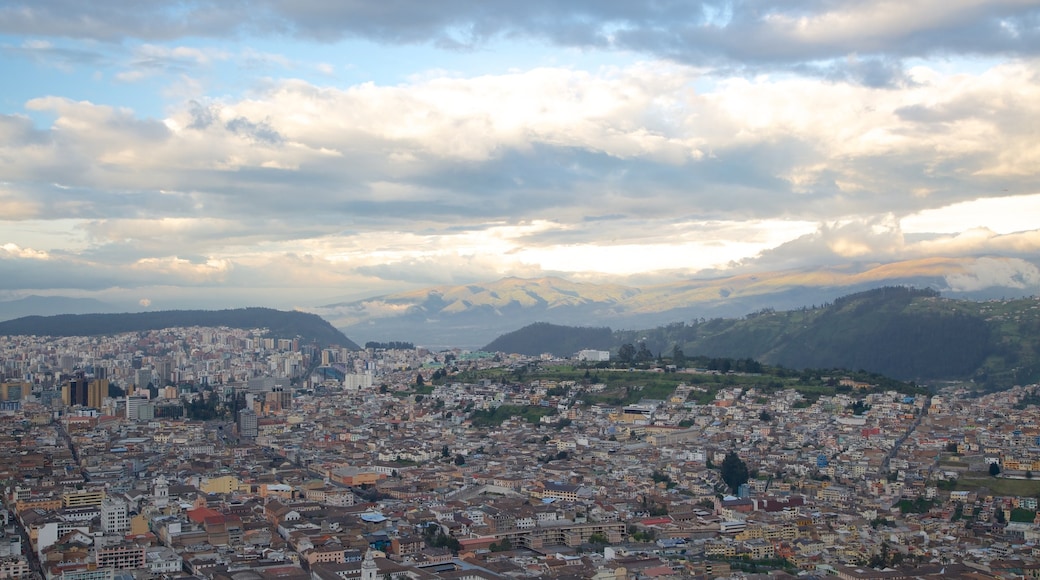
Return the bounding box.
[130,514,151,536]
[63,489,105,508]
[201,475,248,494]
[0,381,30,401]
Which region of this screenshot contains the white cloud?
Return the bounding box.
[0,243,49,260]
[902,193,1040,235]
[945,256,1040,292]
[3,57,1040,300]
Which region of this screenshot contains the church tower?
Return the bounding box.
[361,549,377,580]
[153,475,169,508]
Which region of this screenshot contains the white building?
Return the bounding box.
[100,497,130,534]
[577,350,610,362]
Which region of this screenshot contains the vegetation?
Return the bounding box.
[484,322,613,357]
[0,307,359,348]
[720,451,750,494]
[468,404,557,427]
[955,476,1040,496]
[481,286,1040,389]
[365,341,414,350]
[896,498,936,514]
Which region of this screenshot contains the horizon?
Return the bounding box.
[2,2,1040,313]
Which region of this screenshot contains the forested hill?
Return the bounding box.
[484,323,613,356]
[485,287,1040,390]
[0,308,360,349]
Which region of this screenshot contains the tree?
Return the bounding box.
[415,372,425,387]
[490,538,512,552]
[671,345,686,367]
[441,445,450,458]
[989,462,1001,477]
[1027,470,1034,480]
[635,343,654,363]
[720,451,750,494]
[454,454,466,466]
[617,343,636,364]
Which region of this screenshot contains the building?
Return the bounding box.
[95,542,146,570]
[0,382,29,402]
[577,350,610,362]
[238,408,258,438]
[100,497,129,535]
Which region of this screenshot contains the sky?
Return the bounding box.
[2,0,1040,311]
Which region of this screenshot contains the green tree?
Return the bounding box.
[490,538,512,552]
[720,451,750,494]
[989,462,1001,477]
[454,454,466,466]
[617,343,636,364]
[415,372,425,387]
[671,345,686,367]
[635,343,654,363]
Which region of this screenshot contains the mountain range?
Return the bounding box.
[316,255,1040,347]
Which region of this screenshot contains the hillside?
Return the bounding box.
[484,287,1040,390]
[484,322,613,356]
[318,256,1040,347]
[0,308,360,349]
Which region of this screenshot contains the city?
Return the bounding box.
[2,327,1040,579]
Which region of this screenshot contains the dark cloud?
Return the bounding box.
[3,0,1038,68]
[225,117,284,145]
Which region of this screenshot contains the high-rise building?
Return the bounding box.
[100,497,129,534]
[0,381,29,401]
[64,376,90,407]
[238,408,258,438]
[88,379,108,409]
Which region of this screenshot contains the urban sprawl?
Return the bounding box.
[2,326,1040,580]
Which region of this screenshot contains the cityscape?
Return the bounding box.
[2,324,1040,579]
[3,1,1040,579]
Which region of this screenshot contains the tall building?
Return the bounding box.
[238,408,258,438]
[64,376,90,407]
[100,497,129,534]
[0,381,28,402]
[126,396,151,420]
[88,378,108,409]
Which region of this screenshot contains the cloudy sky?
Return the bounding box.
[2,0,1040,311]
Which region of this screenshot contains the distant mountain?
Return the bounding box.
[0,308,359,349]
[316,256,1040,347]
[0,295,120,321]
[319,276,641,348]
[486,287,1040,390]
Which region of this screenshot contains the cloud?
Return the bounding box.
[0,243,50,260]
[3,1,1038,71]
[115,43,228,82]
[2,52,1040,302]
[945,256,1040,292]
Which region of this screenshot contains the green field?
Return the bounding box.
[955,475,1040,497]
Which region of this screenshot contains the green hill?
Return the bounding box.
[485,287,1040,390]
[484,322,613,357]
[0,307,359,349]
